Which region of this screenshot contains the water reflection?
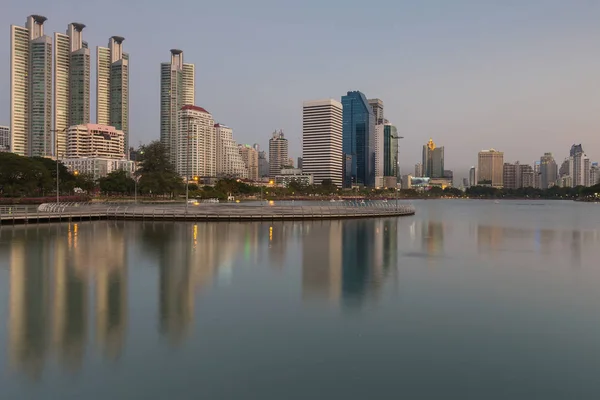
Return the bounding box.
[1,219,400,380]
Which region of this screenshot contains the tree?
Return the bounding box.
[0,153,52,196]
[136,141,183,197]
[75,173,97,193]
[98,170,135,195]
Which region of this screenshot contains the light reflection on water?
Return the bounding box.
[0,200,600,399]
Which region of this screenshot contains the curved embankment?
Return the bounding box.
[0,203,415,225]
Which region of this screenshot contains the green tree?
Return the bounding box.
[98,170,135,195]
[136,141,183,197]
[0,153,52,196]
[75,173,97,193]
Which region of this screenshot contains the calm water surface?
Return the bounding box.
[1,200,600,399]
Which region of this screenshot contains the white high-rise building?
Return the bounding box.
[0,126,10,151]
[301,99,343,187]
[10,15,53,157]
[55,23,91,157]
[269,130,289,178]
[568,144,591,187]
[97,36,129,155]
[215,124,248,178]
[177,106,215,179]
[374,124,385,184]
[161,49,194,165]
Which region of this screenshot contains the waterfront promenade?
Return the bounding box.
[0,202,415,225]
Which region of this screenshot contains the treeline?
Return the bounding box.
[465,185,600,199]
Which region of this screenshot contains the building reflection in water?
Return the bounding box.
[4,223,128,380]
[421,221,444,255]
[302,219,398,309]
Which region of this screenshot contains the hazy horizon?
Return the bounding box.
[2,0,599,180]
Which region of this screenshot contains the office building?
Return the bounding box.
[590,163,600,186]
[10,15,53,157]
[422,139,444,178]
[97,36,129,155]
[503,163,520,189]
[269,130,288,178]
[275,168,313,187]
[302,99,343,187]
[368,98,384,124]
[160,49,195,165]
[342,91,375,187]
[520,164,535,188]
[540,152,558,189]
[177,105,215,179]
[54,23,90,157]
[469,166,477,187]
[239,145,259,180]
[65,124,125,159]
[374,122,399,185]
[0,126,9,151]
[215,124,247,178]
[478,149,504,187]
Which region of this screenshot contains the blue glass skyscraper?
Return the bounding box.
[342,91,375,187]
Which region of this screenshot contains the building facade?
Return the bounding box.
[415,162,423,178]
[302,99,343,187]
[275,168,314,187]
[214,124,248,178]
[368,98,384,124]
[10,15,53,157]
[55,23,91,157]
[268,130,289,178]
[177,105,215,180]
[97,36,129,155]
[239,145,259,181]
[422,139,444,178]
[540,152,558,189]
[160,50,194,165]
[478,149,504,187]
[469,166,477,187]
[66,124,125,159]
[569,144,590,187]
[342,91,375,187]
[0,126,10,151]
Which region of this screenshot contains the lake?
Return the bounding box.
[1,200,599,399]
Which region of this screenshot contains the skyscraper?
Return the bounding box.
[477,149,504,187]
[269,130,288,178]
[302,99,343,187]
[415,162,424,177]
[177,105,215,179]
[422,139,444,178]
[540,152,558,189]
[469,166,477,187]
[54,23,90,157]
[368,98,384,125]
[375,122,399,182]
[239,145,259,180]
[96,36,129,155]
[10,15,53,157]
[569,144,590,187]
[160,49,194,164]
[258,150,269,178]
[0,126,10,151]
[342,91,375,187]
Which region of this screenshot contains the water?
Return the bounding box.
[1,199,600,399]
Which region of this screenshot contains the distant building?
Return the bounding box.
[11,15,53,157]
[275,168,313,187]
[469,166,477,187]
[415,162,424,178]
[160,49,194,166]
[422,139,444,178]
[342,91,375,187]
[540,152,558,189]
[590,163,600,186]
[177,105,216,179]
[215,124,247,178]
[258,151,269,178]
[269,130,288,178]
[66,124,125,159]
[239,145,259,181]
[569,144,590,187]
[478,149,504,187]
[367,98,384,124]
[63,158,134,180]
[503,163,519,189]
[97,36,129,156]
[520,164,535,188]
[0,126,9,152]
[297,157,303,169]
[302,99,343,187]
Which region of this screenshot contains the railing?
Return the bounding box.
[1,201,415,224]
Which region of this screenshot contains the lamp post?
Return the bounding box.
[134,174,141,204]
[391,134,404,211]
[50,128,67,204]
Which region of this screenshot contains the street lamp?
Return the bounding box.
[50,128,67,204]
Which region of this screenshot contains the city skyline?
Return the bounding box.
[2,3,600,173]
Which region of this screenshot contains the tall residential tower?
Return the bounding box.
[54,23,90,157]
[97,36,129,155]
[10,15,53,156]
[160,49,195,165]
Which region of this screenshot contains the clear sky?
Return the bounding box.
[2,0,600,178]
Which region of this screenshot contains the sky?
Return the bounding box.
[2,0,600,179]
